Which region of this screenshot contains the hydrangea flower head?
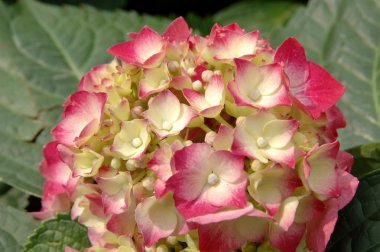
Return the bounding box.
[37,17,358,252]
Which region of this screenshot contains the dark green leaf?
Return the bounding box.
[0,207,39,252]
[274,0,380,149]
[0,0,170,196]
[23,214,91,252]
[349,142,380,179]
[327,169,380,251]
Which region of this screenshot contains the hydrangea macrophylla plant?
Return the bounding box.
[36,17,359,252]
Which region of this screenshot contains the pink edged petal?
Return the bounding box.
[208,150,245,183]
[336,169,359,210]
[138,65,170,99]
[173,196,221,220]
[202,179,247,208]
[40,141,72,186]
[167,144,247,219]
[248,166,301,216]
[182,88,209,111]
[198,105,224,118]
[213,124,234,151]
[107,26,165,68]
[204,74,224,107]
[169,104,196,133]
[274,37,309,87]
[144,90,195,138]
[106,210,136,237]
[336,150,354,172]
[269,222,306,252]
[52,91,107,147]
[306,199,339,252]
[262,145,296,168]
[263,119,299,149]
[232,59,290,109]
[31,181,71,220]
[232,126,267,163]
[188,204,258,224]
[162,17,191,43]
[167,143,213,201]
[324,105,346,142]
[135,194,179,246]
[301,141,340,199]
[292,62,344,119]
[274,196,299,231]
[148,141,184,198]
[148,141,183,181]
[294,195,325,224]
[194,205,270,252]
[211,26,259,62]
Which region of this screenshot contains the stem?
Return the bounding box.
[199,123,212,133]
[215,115,233,128]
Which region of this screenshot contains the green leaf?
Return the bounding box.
[23,214,91,252]
[0,207,39,252]
[0,0,170,196]
[0,187,29,209]
[327,169,380,251]
[274,0,380,149]
[348,142,380,179]
[213,0,302,39]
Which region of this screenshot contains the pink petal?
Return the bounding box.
[249,166,301,215]
[40,141,72,187]
[167,144,213,202]
[162,17,191,43]
[274,37,308,88]
[107,26,165,68]
[292,62,344,119]
[269,222,306,252]
[306,200,339,252]
[52,91,106,147]
[301,142,340,199]
[135,195,179,246]
[194,206,269,252]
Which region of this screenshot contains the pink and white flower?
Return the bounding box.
[147,140,184,198]
[202,23,259,63]
[248,165,301,215]
[52,91,107,147]
[228,58,291,108]
[232,111,298,167]
[138,64,170,98]
[135,193,187,246]
[37,17,357,252]
[299,141,340,200]
[111,119,151,160]
[143,90,196,138]
[166,143,247,219]
[183,73,225,117]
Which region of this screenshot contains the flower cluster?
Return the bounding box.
[36,17,359,252]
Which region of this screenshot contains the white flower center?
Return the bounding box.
[132,137,142,148]
[192,80,203,91]
[110,158,121,169]
[162,121,173,131]
[249,90,261,101]
[256,137,268,148]
[207,173,219,186]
